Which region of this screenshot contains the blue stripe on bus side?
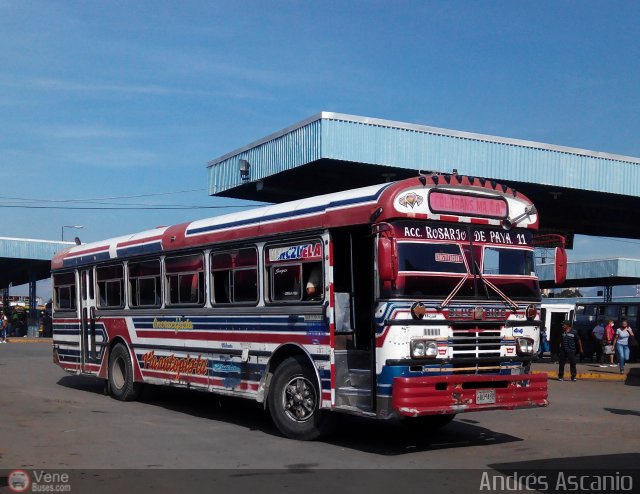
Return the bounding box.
[62,251,111,268]
[116,241,163,258]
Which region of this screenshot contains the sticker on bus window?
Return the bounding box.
[435,253,463,263]
[268,243,322,262]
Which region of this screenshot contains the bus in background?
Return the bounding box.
[574,301,640,361]
[51,174,566,440]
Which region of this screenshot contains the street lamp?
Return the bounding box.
[62,225,83,241]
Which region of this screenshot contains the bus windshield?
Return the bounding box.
[482,247,535,276]
[398,242,467,274]
[387,223,539,301]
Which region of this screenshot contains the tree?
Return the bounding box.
[558,288,583,298]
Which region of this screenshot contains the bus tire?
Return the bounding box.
[267,356,329,440]
[403,413,456,430]
[108,343,141,401]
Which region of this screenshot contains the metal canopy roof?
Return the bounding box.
[207,112,640,239]
[537,258,640,289]
[0,237,72,288]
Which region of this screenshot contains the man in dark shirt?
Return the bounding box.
[558,320,583,381]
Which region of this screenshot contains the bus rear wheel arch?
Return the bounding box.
[108,342,142,401]
[267,355,330,440]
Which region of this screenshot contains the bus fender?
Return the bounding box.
[257,343,322,408]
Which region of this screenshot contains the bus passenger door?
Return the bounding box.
[79,269,98,373]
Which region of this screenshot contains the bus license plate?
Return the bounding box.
[476,389,496,405]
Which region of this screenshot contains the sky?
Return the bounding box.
[1,0,639,298]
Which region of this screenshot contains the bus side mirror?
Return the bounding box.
[378,237,398,282]
[554,247,567,285]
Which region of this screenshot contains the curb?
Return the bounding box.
[6,338,52,344]
[533,370,626,382]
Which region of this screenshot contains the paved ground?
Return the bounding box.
[1,343,638,472]
[534,357,640,382]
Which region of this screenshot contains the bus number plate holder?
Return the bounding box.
[476,389,496,405]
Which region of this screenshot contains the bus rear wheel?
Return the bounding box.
[268,356,329,440]
[108,343,141,401]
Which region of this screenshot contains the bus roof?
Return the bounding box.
[52,175,538,270]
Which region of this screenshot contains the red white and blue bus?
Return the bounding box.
[51,174,566,440]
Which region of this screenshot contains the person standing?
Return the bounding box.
[0,311,7,343]
[603,320,616,367]
[558,320,583,381]
[612,319,635,375]
[592,320,606,366]
[538,325,549,359]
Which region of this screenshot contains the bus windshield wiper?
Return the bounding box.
[438,273,471,310]
[473,259,491,300]
[473,259,518,311]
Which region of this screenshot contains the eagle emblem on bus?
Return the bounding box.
[398,192,424,209]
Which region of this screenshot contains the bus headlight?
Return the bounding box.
[516,337,535,356]
[411,340,438,358]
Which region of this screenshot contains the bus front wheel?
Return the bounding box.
[108,343,141,401]
[267,356,329,440]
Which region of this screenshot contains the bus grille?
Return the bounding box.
[450,326,502,374]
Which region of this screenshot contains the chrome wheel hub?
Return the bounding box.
[282,376,316,422]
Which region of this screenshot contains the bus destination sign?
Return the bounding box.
[396,223,532,246]
[429,191,508,219]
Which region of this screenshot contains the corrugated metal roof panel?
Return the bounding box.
[0,237,71,260]
[208,119,322,194]
[208,112,640,197]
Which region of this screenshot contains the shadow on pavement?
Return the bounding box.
[324,414,522,456]
[604,407,640,417]
[57,375,105,395]
[56,376,522,455]
[625,367,640,386]
[489,452,640,471]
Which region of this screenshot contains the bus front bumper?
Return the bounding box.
[391,373,548,417]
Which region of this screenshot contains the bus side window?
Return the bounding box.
[53,273,77,310]
[165,254,205,306]
[211,248,258,305]
[211,252,232,304]
[232,248,258,303]
[96,265,124,308]
[129,260,161,308]
[271,264,301,301]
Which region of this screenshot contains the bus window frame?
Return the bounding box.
[164,253,206,307]
[96,264,125,309]
[210,246,259,306]
[264,238,324,305]
[128,259,162,309]
[53,271,78,311]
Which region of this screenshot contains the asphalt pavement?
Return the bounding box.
[2,340,639,493]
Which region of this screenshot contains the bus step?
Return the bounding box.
[336,386,373,411]
[348,369,372,388]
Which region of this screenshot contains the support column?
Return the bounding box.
[29,280,39,337]
[1,288,8,312]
